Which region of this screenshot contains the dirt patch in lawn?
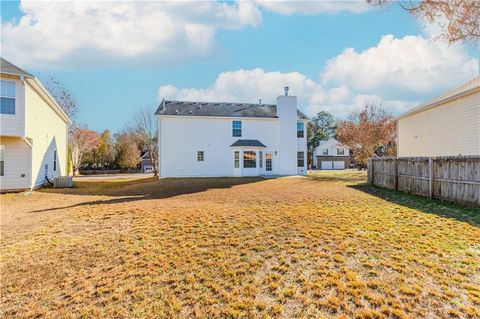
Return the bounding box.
[1,171,479,318]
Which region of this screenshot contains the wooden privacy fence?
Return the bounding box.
[367,156,480,206]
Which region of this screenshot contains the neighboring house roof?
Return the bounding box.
[231,139,267,148]
[313,138,351,152]
[155,99,309,119]
[1,57,71,125]
[397,76,480,120]
[0,58,33,78]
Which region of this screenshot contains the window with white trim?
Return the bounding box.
[0,145,4,176]
[234,151,240,168]
[297,122,304,138]
[53,150,57,171]
[232,120,242,137]
[243,151,256,168]
[297,151,304,167]
[197,151,204,161]
[322,149,328,155]
[337,148,345,155]
[1,80,16,115]
[259,151,263,168]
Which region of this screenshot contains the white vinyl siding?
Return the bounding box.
[0,137,30,190]
[0,77,24,137]
[398,91,480,156]
[24,81,68,187]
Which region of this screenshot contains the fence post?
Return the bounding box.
[393,158,398,191]
[367,158,373,185]
[429,157,434,199]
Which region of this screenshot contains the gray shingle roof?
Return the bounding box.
[155,100,309,120]
[231,139,267,148]
[1,58,33,77]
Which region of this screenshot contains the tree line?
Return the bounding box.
[308,103,396,168]
[47,74,396,175]
[43,77,158,177]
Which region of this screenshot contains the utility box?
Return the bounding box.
[54,176,73,188]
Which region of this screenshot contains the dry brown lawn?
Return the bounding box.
[1,171,479,318]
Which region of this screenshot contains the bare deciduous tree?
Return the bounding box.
[337,103,396,167]
[42,76,79,121]
[367,0,480,45]
[128,108,159,177]
[69,126,100,176]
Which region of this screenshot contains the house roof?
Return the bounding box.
[230,139,266,148]
[397,76,480,120]
[155,100,309,120]
[313,138,351,151]
[1,57,33,78]
[1,57,71,125]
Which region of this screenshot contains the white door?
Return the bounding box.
[321,161,333,170]
[333,161,345,170]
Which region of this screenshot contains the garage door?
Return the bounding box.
[333,161,345,169]
[321,161,333,170]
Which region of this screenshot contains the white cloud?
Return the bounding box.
[255,0,370,15]
[157,68,416,118]
[1,1,261,68]
[159,68,323,104]
[159,34,478,119]
[321,34,478,98]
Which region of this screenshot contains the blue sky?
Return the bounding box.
[1,1,478,133]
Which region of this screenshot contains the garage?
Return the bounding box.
[333,161,345,169]
[319,160,346,170]
[321,161,333,170]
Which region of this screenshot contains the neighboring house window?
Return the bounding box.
[337,148,345,155]
[234,151,240,168]
[322,149,328,155]
[297,122,304,138]
[197,151,204,161]
[0,145,4,176]
[259,151,263,168]
[1,80,16,115]
[53,150,57,171]
[297,151,304,167]
[232,120,242,137]
[243,151,256,168]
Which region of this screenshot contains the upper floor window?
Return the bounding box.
[297,122,304,138]
[232,120,242,137]
[337,148,345,155]
[1,80,16,115]
[322,149,328,155]
[243,151,256,168]
[197,151,204,161]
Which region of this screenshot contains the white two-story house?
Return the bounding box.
[155,88,308,177]
[0,58,71,191]
[313,138,352,170]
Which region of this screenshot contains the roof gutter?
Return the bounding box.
[397,85,480,120]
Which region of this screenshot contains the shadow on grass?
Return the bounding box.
[351,184,480,227]
[33,177,264,213]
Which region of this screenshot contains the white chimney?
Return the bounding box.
[276,88,297,175]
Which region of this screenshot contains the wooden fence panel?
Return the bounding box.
[368,156,480,206]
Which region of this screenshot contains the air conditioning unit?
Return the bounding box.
[54,176,73,188]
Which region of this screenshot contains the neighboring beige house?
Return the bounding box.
[0,58,71,192]
[313,138,351,170]
[397,76,480,157]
